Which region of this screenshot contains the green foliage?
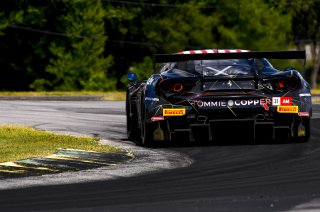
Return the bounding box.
[0,0,318,91]
[143,2,216,53]
[274,0,320,87]
[214,0,291,50]
[130,56,154,80]
[274,0,319,42]
[37,0,115,91]
[121,56,154,86]
[0,0,56,91]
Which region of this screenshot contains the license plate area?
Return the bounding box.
[210,119,255,141]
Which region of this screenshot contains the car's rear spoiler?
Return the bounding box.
[153,50,306,63]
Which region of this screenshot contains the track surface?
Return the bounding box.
[0,101,319,211]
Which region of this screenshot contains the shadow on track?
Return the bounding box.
[123,136,307,149]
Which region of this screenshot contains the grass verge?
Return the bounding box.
[0,125,120,163]
[0,91,126,101]
[0,90,318,101]
[311,89,320,95]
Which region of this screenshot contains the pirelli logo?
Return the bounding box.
[277,106,298,113]
[163,108,186,116]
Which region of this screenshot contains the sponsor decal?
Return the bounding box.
[298,112,310,117]
[259,98,271,111]
[272,97,281,106]
[145,97,159,102]
[272,97,292,106]
[151,116,165,121]
[280,97,292,106]
[299,93,311,97]
[277,106,298,113]
[196,99,261,108]
[146,76,154,85]
[196,98,272,109]
[260,98,271,106]
[163,108,186,116]
[262,104,269,111]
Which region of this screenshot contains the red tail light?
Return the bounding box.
[158,79,184,94]
[264,76,301,93]
[173,83,183,92]
[277,81,285,89]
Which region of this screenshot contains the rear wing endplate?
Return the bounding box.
[153,50,306,63]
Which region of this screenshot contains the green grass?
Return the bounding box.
[0,125,120,163]
[0,89,318,101]
[0,91,126,101]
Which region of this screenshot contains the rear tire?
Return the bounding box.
[141,119,153,146]
[126,91,139,140]
[140,102,153,146]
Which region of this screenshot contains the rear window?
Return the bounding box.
[163,59,272,78]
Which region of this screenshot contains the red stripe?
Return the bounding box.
[298,112,309,117]
[263,104,269,111]
[176,49,250,54]
[151,116,165,121]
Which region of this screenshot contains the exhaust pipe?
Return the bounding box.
[153,123,165,141]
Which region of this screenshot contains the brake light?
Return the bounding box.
[263,77,300,93]
[158,79,184,94]
[173,83,183,92]
[277,81,284,89]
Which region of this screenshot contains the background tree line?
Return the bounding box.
[0,0,319,91]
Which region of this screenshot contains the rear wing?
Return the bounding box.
[153,50,306,63]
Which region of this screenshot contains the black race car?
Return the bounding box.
[126,49,312,146]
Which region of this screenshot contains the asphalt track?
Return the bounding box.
[0,101,319,211]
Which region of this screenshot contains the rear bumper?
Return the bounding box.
[149,106,304,141]
[145,95,310,141]
[170,118,300,142]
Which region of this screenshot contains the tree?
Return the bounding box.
[0,0,60,91]
[272,0,320,88]
[212,0,291,51]
[143,1,216,53]
[103,2,147,88]
[36,0,115,91]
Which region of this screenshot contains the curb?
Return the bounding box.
[0,139,193,190]
[0,149,134,179]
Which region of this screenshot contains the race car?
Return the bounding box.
[126,49,312,146]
